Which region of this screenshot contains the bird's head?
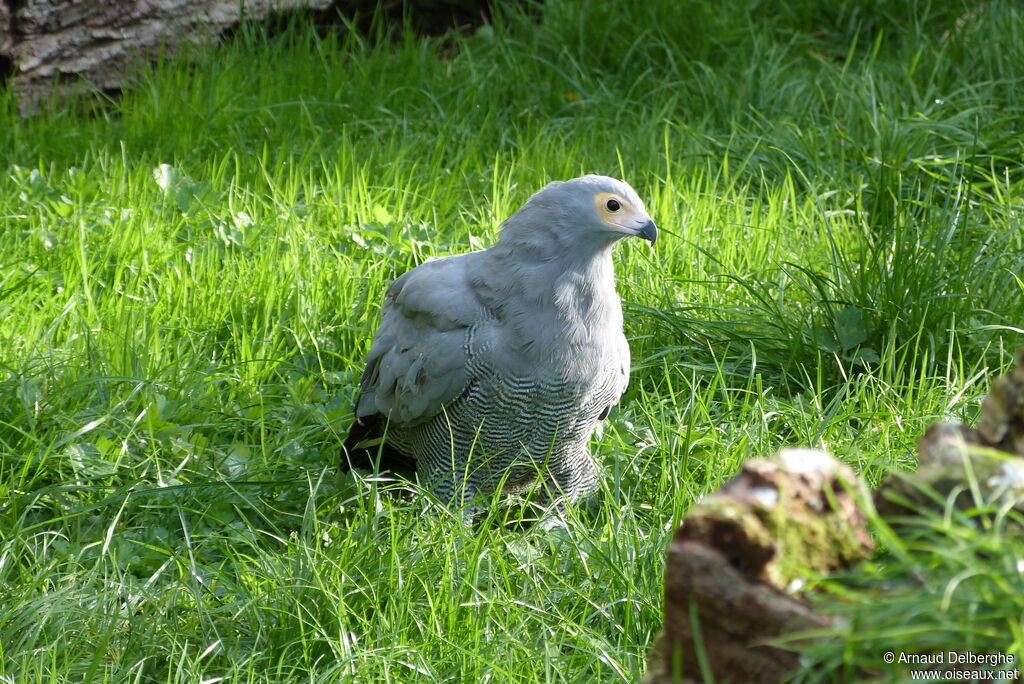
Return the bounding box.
[500,175,658,251]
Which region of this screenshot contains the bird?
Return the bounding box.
[342,175,657,518]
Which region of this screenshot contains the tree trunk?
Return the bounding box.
[0,0,332,112]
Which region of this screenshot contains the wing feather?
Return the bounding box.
[355,253,482,426]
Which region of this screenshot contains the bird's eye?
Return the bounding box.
[606,198,621,212]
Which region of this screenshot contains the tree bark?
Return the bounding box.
[0,0,332,112]
[1,3,12,58]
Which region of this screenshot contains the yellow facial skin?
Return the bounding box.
[594,192,646,236]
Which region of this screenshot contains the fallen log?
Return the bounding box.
[645,347,1024,683]
[644,449,873,684]
[877,346,1024,516]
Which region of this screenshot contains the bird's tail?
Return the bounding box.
[341,414,418,478]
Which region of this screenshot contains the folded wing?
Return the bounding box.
[354,254,482,428]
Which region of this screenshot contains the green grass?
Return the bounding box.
[1,0,1023,680]
[789,478,1024,683]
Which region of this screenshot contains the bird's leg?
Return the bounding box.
[421,464,478,521]
[537,506,569,530]
[534,452,599,528]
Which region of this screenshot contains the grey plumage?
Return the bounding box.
[343,175,658,512]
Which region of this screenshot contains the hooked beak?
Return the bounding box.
[636,219,658,245]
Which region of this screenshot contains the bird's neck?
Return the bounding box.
[484,241,622,365]
[491,239,617,306]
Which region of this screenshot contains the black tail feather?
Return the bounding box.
[341,414,418,478]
